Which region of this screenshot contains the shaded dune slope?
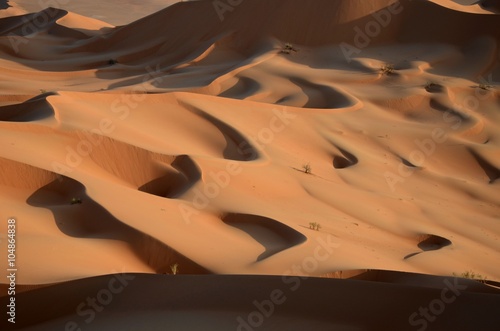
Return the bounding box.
[222,213,307,261]
[0,157,208,275]
[1,273,499,331]
[82,0,500,53]
[1,0,499,71]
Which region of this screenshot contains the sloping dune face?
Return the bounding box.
[3,273,500,331]
[0,0,499,290]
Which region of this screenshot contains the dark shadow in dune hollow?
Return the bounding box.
[223,213,306,261]
[0,94,56,122]
[139,155,201,198]
[0,1,10,10]
[404,234,452,260]
[27,176,209,274]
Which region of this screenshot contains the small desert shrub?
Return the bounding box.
[170,263,179,275]
[108,59,119,65]
[280,42,298,55]
[477,83,492,90]
[70,197,82,205]
[39,89,47,94]
[309,222,321,231]
[380,64,395,75]
[302,163,312,174]
[453,270,487,283]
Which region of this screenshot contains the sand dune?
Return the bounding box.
[0,0,499,329]
[9,0,182,26]
[1,272,500,331]
[434,0,500,13]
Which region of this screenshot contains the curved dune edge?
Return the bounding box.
[429,0,500,14]
[222,213,307,261]
[0,158,209,279]
[25,175,210,275]
[0,84,499,282]
[0,0,499,293]
[0,272,499,331]
[0,94,57,122]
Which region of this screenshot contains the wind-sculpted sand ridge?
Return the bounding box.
[2,55,498,282]
[222,213,307,262]
[0,0,499,329]
[0,66,498,282]
[0,94,55,122]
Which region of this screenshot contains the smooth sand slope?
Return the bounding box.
[2,272,500,331]
[0,0,499,330]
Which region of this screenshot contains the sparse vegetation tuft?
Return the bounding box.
[170,263,179,275]
[453,270,487,283]
[477,83,492,91]
[380,64,395,75]
[70,197,82,205]
[309,222,321,231]
[280,42,298,55]
[302,163,312,174]
[108,59,119,65]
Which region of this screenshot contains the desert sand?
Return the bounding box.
[0,0,499,330]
